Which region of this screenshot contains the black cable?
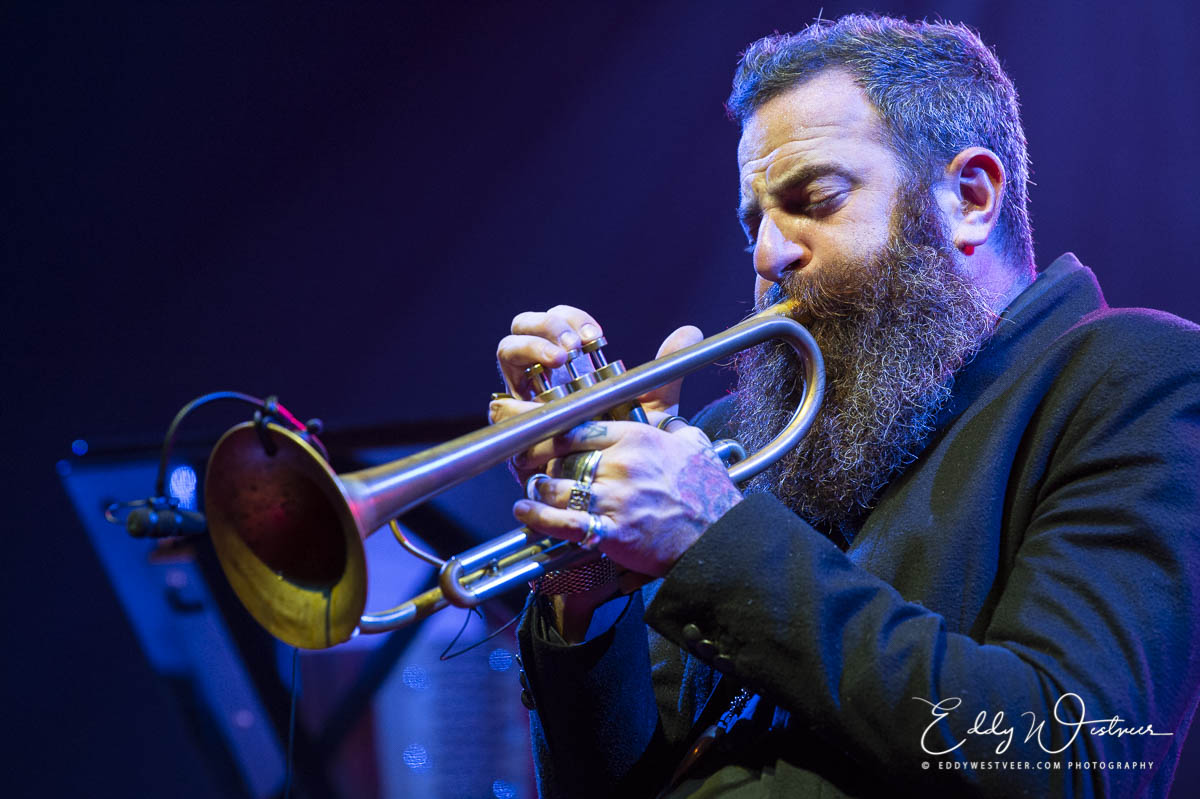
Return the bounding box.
[153,391,262,497]
[438,592,534,661]
[284,646,298,799]
[152,390,328,497]
[106,390,316,537]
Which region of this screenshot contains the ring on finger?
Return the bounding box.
[576,449,602,488]
[656,414,689,432]
[567,480,594,512]
[525,472,552,502]
[580,513,606,550]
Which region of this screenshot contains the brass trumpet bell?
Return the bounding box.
[206,422,368,649]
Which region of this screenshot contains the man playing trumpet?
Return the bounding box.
[488,14,1200,797]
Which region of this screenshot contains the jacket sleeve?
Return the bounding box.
[644,345,1200,796]
[517,589,720,798]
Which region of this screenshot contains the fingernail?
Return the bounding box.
[514,501,532,516]
[559,331,581,349]
[581,324,600,340]
[541,346,559,362]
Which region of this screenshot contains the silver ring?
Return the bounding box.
[657,414,689,432]
[577,449,603,488]
[567,449,603,511]
[580,514,606,550]
[525,473,551,501]
[567,482,592,512]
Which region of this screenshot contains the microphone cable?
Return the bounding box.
[104,390,326,536]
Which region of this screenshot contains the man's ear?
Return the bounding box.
[938,147,1005,252]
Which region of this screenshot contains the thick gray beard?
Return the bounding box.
[733,190,999,541]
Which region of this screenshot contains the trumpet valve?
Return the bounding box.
[564,350,597,393]
[527,363,550,393]
[582,336,609,369]
[593,361,625,381]
[563,348,585,379]
[567,372,600,392]
[527,363,568,402]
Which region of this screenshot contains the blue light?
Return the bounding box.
[71,439,88,456]
[55,459,71,477]
[402,664,429,690]
[492,779,517,799]
[488,648,514,672]
[168,465,198,510]
[403,743,431,770]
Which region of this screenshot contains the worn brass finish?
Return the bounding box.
[205,423,367,649]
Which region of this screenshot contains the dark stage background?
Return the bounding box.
[6,1,1200,797]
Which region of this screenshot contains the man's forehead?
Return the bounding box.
[737,69,884,172]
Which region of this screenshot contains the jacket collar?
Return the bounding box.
[939,252,1107,422]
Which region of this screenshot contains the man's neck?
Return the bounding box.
[971,252,1035,316]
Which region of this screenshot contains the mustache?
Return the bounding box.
[757,259,889,324]
[759,280,786,308]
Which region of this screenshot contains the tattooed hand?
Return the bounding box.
[489,303,728,579]
[503,418,744,578]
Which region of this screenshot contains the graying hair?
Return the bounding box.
[728,14,1034,272]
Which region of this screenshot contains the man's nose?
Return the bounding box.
[753,214,809,284]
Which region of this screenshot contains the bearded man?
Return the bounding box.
[488,15,1200,798]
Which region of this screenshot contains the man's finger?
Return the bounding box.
[510,307,603,350]
[488,396,541,425]
[513,499,601,547]
[524,475,611,513]
[499,307,606,397]
[643,410,692,433]
[513,420,627,472]
[639,325,703,414]
[497,334,573,396]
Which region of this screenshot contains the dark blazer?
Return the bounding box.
[519,255,1200,797]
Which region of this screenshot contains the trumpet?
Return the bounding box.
[204,300,824,649]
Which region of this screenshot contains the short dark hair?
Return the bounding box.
[728,14,1034,272]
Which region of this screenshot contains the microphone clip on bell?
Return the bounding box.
[101,390,326,541]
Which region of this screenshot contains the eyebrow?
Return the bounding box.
[737,161,855,227]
